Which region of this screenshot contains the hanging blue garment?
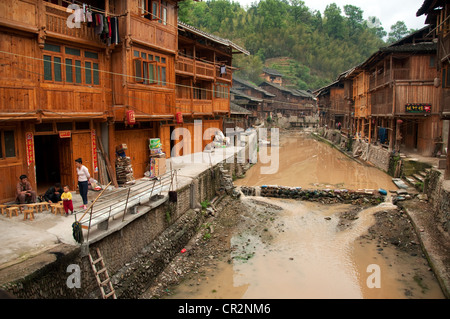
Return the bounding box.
[379,127,387,144]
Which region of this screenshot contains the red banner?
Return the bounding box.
[26,132,34,166]
[92,130,98,173]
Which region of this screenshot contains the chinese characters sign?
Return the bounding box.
[26,132,34,166]
[405,103,431,114]
[91,130,98,173]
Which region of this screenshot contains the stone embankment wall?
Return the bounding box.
[240,185,385,205]
[1,149,249,299]
[317,129,394,174]
[424,169,450,235]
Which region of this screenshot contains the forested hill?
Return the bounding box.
[178,0,393,91]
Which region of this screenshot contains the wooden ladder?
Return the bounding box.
[89,248,117,299]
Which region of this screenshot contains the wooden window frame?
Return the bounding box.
[0,127,17,160]
[133,48,168,86]
[43,44,100,86]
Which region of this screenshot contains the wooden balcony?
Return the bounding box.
[175,56,231,82]
[44,3,101,45]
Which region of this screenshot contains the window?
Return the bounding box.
[214,84,229,99]
[43,44,100,86]
[138,0,167,24]
[133,49,168,86]
[0,129,16,159]
[194,81,211,100]
[442,66,450,88]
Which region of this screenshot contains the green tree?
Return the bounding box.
[388,21,409,43]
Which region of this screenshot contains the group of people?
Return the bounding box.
[15,158,91,216]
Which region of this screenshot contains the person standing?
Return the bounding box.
[75,158,90,209]
[16,175,37,204]
[61,185,74,216]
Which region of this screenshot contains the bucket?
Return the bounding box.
[149,138,161,149]
[169,191,177,202]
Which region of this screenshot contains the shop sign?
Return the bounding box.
[405,103,431,114]
[26,132,34,166]
[176,112,183,124]
[126,110,136,126]
[59,131,71,138]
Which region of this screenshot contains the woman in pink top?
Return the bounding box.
[75,158,90,209]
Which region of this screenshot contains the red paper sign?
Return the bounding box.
[126,110,136,126]
[91,130,98,173]
[59,131,71,138]
[26,132,34,166]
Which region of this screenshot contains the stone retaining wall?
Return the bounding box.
[240,185,386,205]
[424,169,450,235]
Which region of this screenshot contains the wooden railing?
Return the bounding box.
[44,2,100,43]
[175,56,231,81]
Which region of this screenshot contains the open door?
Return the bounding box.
[72,132,93,189]
[58,137,74,191]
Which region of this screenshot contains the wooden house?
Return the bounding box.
[344,26,441,156]
[261,67,283,85]
[258,81,315,118]
[0,0,247,203]
[417,0,450,175]
[314,80,350,132]
[231,76,275,123]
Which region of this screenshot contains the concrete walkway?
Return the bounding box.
[0,146,243,274]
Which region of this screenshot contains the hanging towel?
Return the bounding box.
[94,13,103,35]
[110,17,119,45]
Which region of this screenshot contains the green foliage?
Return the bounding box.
[178,0,396,90]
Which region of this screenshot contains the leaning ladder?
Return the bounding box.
[89,248,117,299]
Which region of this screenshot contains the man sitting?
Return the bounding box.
[44,183,63,203]
[16,175,37,204]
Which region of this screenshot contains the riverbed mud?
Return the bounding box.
[141,131,445,299]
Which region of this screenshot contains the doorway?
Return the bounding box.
[34,135,61,194]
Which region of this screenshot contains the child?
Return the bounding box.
[61,185,74,216]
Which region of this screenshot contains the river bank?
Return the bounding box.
[141,131,445,299]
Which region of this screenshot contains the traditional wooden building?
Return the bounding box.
[360,26,440,155]
[258,81,315,117]
[261,67,283,85]
[0,0,246,203]
[231,76,275,124]
[315,80,349,131]
[417,0,450,175]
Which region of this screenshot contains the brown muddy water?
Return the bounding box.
[164,132,445,299]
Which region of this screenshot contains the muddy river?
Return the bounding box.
[162,132,445,299]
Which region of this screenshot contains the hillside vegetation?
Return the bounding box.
[178,0,414,90]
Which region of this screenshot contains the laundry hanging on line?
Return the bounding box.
[74,3,120,46]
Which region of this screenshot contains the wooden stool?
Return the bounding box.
[28,203,42,214]
[39,202,50,212]
[23,208,34,221]
[6,207,19,218]
[50,203,64,215]
[0,205,7,216]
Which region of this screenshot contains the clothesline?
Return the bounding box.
[61,0,125,17]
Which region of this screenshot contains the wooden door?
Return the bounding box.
[58,137,74,191]
[160,125,171,158]
[72,132,93,187]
